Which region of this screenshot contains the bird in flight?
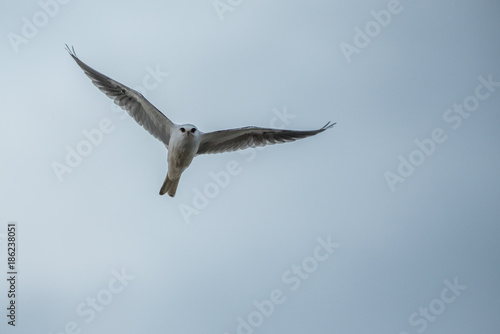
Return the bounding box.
[66,45,335,197]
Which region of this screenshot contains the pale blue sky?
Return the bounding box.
[1,0,500,333]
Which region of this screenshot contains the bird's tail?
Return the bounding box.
[159,174,180,197]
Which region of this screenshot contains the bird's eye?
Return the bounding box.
[190,128,196,133]
[180,128,185,133]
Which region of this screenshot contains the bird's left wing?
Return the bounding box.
[66,45,175,147]
[197,122,335,155]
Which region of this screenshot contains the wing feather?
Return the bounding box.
[197,122,335,155]
[66,45,174,147]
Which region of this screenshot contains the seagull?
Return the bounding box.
[66,45,335,197]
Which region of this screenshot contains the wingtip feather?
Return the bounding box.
[322,121,336,131]
[65,44,77,58]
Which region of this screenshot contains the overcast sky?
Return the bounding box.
[1,0,500,333]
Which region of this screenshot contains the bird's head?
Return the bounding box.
[177,124,199,139]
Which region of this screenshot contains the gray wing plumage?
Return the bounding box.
[66,45,174,147]
[197,122,335,155]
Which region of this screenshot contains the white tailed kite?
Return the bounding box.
[66,46,335,197]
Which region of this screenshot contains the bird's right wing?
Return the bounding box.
[66,45,174,147]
